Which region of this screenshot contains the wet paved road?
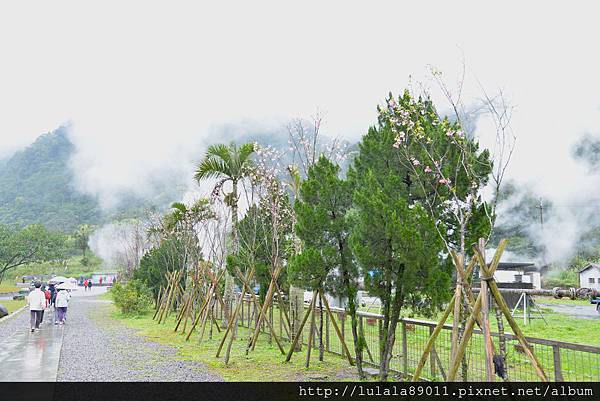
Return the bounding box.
[539,302,600,320]
[0,315,64,381]
[0,286,220,382]
[0,286,107,382]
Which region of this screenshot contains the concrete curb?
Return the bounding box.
[0,305,28,324]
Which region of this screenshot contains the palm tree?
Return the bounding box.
[194,142,256,253]
[74,224,94,258]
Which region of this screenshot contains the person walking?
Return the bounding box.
[27,282,46,332]
[55,289,70,324]
[48,283,58,325]
[39,285,50,325]
[83,279,89,292]
[87,279,93,292]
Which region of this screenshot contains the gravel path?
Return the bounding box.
[0,306,29,339]
[57,297,222,381]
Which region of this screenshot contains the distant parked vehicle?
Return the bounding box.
[591,297,600,314]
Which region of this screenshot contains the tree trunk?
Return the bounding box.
[318,295,324,361]
[348,295,365,379]
[231,178,239,253]
[380,296,401,382]
[289,285,304,351]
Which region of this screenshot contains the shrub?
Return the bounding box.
[111,279,153,315]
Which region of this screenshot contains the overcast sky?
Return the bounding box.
[1,1,600,211]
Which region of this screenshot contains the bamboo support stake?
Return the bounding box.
[216,265,255,358]
[185,282,217,341]
[487,278,548,381]
[411,296,456,381]
[285,290,318,362]
[476,239,495,381]
[446,240,505,381]
[274,280,292,336]
[249,264,283,351]
[447,292,483,381]
[305,294,317,368]
[153,287,164,320]
[450,253,464,365]
[319,291,354,366]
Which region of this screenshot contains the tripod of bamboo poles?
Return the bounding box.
[245,261,289,354]
[284,288,355,367]
[184,262,228,342]
[215,262,287,365]
[153,270,185,325]
[173,263,222,339]
[411,238,549,382]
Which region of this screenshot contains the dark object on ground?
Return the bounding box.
[13,295,25,300]
[493,354,507,379]
[0,304,9,318]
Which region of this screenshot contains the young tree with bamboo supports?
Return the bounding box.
[349,122,451,382]
[289,155,365,375]
[194,142,256,321]
[379,88,538,381]
[380,90,494,380]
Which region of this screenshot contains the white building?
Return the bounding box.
[579,264,600,291]
[90,272,118,285]
[489,262,541,290]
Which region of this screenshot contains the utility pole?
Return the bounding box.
[536,197,544,230]
[536,197,547,266]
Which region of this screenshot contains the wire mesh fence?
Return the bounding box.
[227,296,600,381]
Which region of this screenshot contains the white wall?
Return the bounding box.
[580,266,600,291]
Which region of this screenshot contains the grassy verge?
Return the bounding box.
[535,296,591,306]
[0,282,19,293]
[1,299,27,313]
[11,254,106,279]
[108,303,359,382]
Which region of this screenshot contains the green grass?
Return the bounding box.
[107,294,600,382]
[0,299,26,314]
[108,303,359,381]
[98,289,113,301]
[534,296,590,306]
[10,254,107,279]
[0,282,19,293]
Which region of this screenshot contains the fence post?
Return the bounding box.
[553,345,564,382]
[325,312,330,351]
[268,302,273,343]
[341,312,345,344]
[241,297,245,328]
[429,326,436,378]
[279,303,283,338]
[402,320,408,377]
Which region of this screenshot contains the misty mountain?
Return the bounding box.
[0,127,168,232]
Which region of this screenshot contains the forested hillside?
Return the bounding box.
[0,128,101,231]
[0,127,163,232]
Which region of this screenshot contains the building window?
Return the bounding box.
[590,278,596,284]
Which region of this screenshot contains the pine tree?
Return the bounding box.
[349,123,451,381]
[288,156,363,374]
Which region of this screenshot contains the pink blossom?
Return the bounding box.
[424,166,433,173]
[438,178,451,185]
[412,158,420,166]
